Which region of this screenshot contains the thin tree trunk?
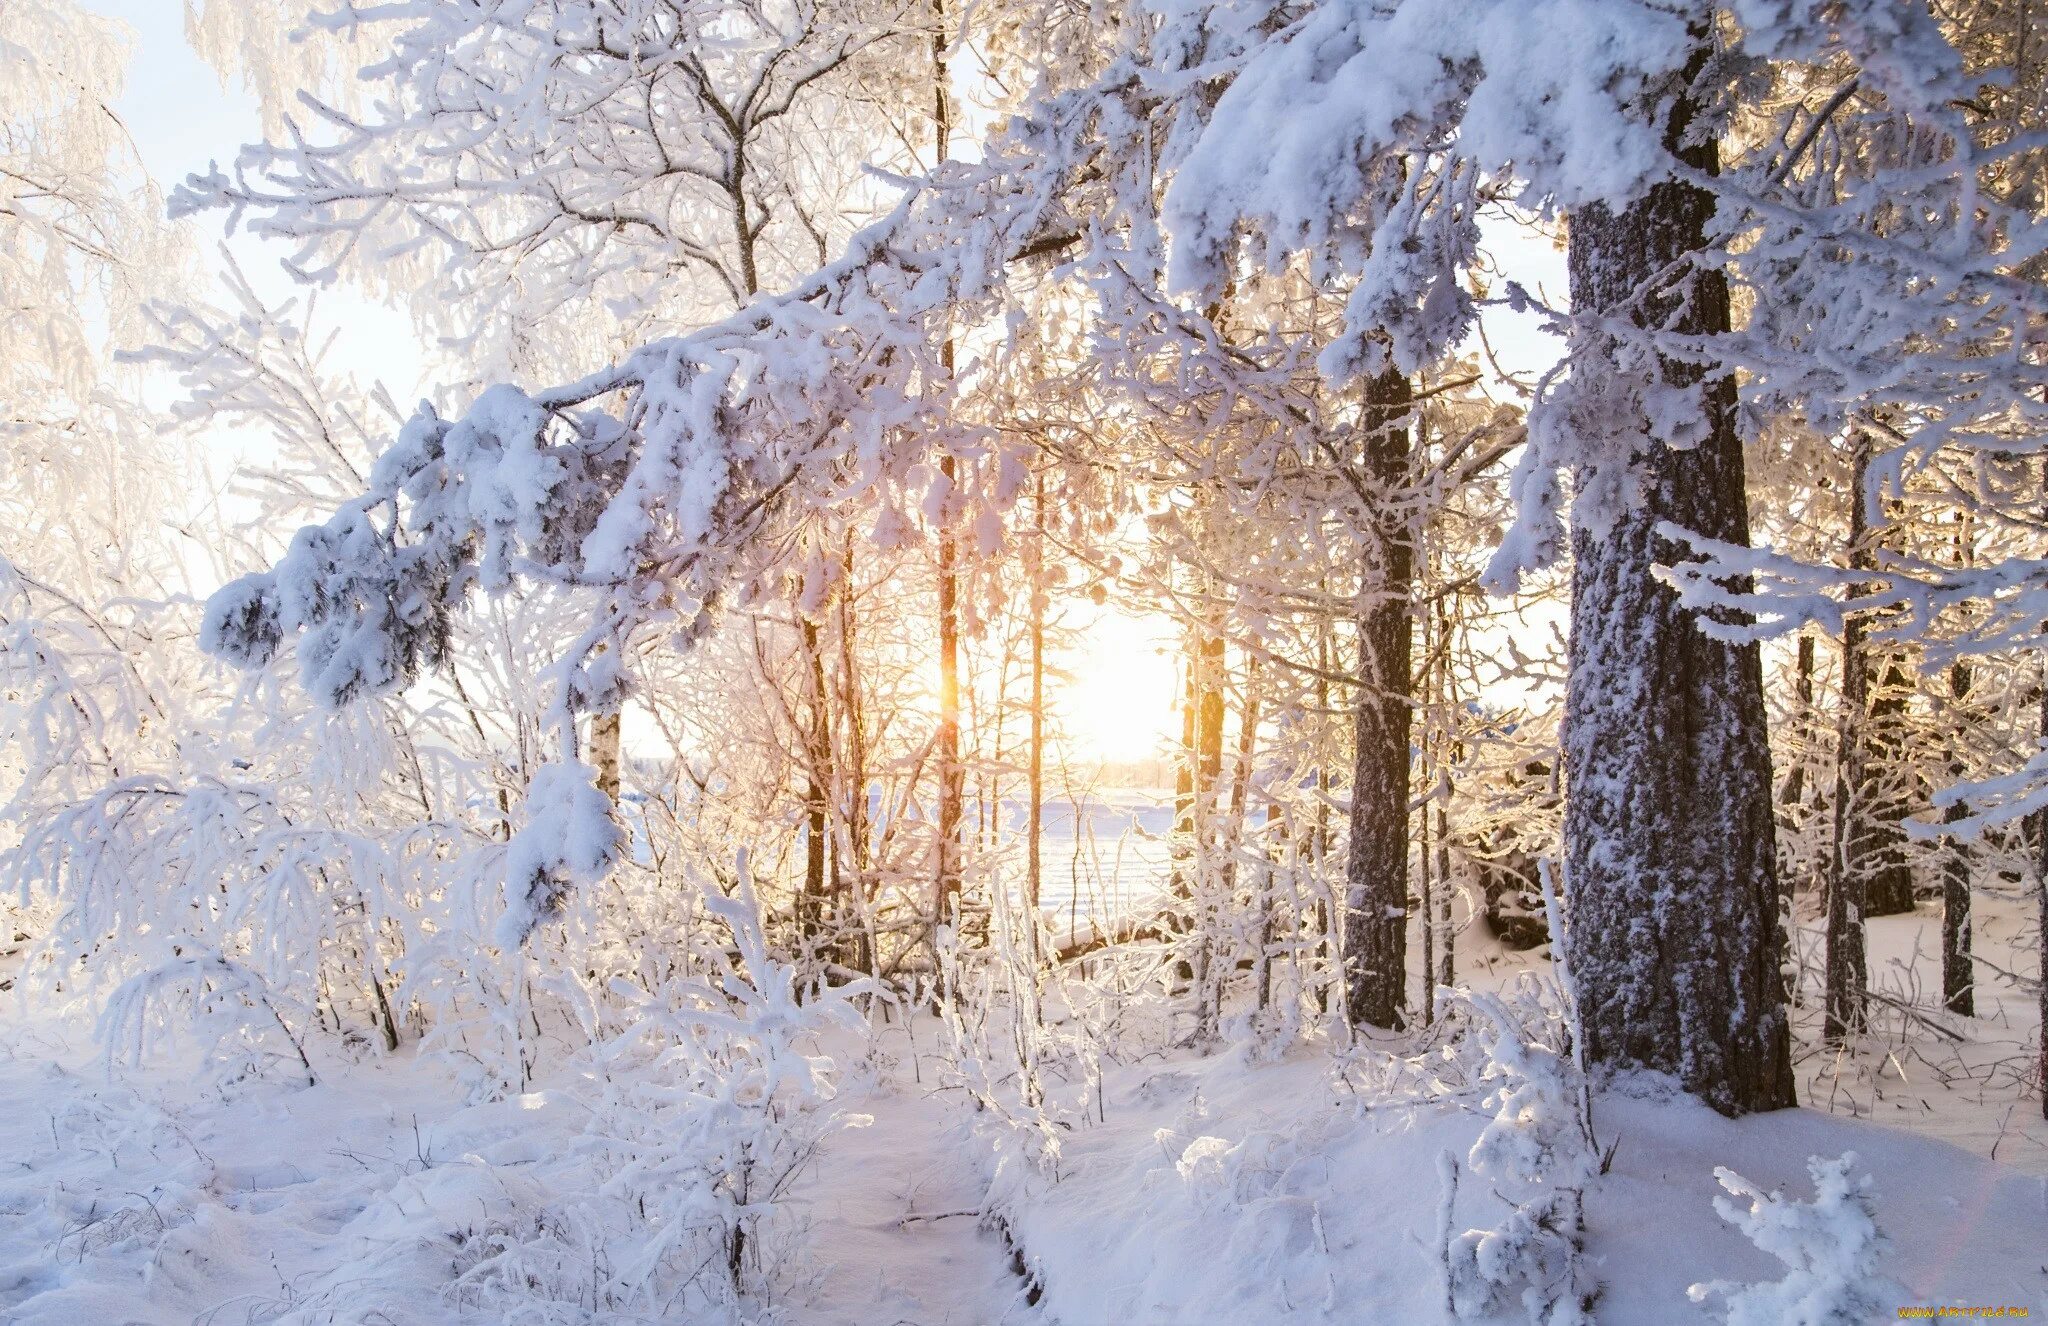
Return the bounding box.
[931,0,963,939]
[1560,37,1795,1115]
[1192,611,1226,1041]
[1343,360,1415,1031]
[1174,621,1198,896]
[1826,437,1897,1040]
[1434,594,1456,991]
[1843,434,1917,918]
[837,535,873,974]
[1025,471,1046,966]
[801,615,830,950]
[1419,770,1434,1027]
[1940,514,1975,1017]
[2036,455,2047,1120]
[1779,632,1816,934]
[1780,634,1816,810]
[1940,653,1974,1017]
[1825,666,1870,1043]
[1314,591,1333,1015]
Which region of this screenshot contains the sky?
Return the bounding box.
[71,3,1571,768]
[84,0,428,399]
[75,1,1186,764]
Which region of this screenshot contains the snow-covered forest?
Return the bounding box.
[2,0,2046,1321]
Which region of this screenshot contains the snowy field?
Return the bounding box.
[3,900,2040,1325]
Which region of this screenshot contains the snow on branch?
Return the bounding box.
[199,73,1129,941]
[1687,1152,1900,1326]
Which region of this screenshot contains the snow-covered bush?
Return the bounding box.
[545,859,866,1317]
[1440,864,1601,1323]
[1687,1152,1898,1326]
[1439,986,1600,1325]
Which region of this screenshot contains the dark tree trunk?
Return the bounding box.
[1824,682,1869,1042]
[931,0,963,938]
[1434,596,1456,991]
[1313,599,1334,1014]
[1939,513,1974,1017]
[836,535,874,973]
[1842,436,1918,919]
[1343,361,1414,1031]
[1173,625,1198,895]
[1560,44,1796,1115]
[800,615,831,948]
[1940,655,1974,1017]
[1779,633,1815,811]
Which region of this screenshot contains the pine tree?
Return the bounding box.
[1559,37,1795,1115]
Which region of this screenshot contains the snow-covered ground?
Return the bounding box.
[998,1042,2046,1324]
[0,1024,1037,1325]
[1,898,2041,1325]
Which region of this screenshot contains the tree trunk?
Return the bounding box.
[1824,669,1869,1042]
[1560,42,1795,1115]
[800,614,831,949]
[1313,597,1334,1014]
[1343,361,1414,1031]
[930,0,963,937]
[1191,610,1226,1040]
[1434,593,1457,993]
[1780,634,1815,810]
[1173,618,1198,893]
[591,710,622,803]
[1025,471,1046,965]
[837,535,874,974]
[1839,435,1917,918]
[1940,655,1974,1017]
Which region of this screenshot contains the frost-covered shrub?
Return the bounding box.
[98,950,317,1089]
[550,861,864,1317]
[295,862,864,1324]
[1440,987,1599,1324]
[1441,867,1601,1324]
[1687,1152,1898,1326]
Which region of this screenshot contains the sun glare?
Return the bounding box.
[1054,606,1181,766]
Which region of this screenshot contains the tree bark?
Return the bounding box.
[1824,671,1869,1042]
[591,710,622,803]
[1343,361,1415,1031]
[1940,655,1975,1017]
[800,614,831,949]
[1843,436,1918,918]
[930,0,963,936]
[1560,42,1796,1115]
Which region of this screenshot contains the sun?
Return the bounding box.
[1053,606,1181,766]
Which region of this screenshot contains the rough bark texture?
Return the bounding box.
[1843,437,1918,919]
[1343,362,1414,1031]
[1561,52,1796,1115]
[591,710,622,804]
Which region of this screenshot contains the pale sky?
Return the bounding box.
[72,3,1566,767]
[84,0,428,399]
